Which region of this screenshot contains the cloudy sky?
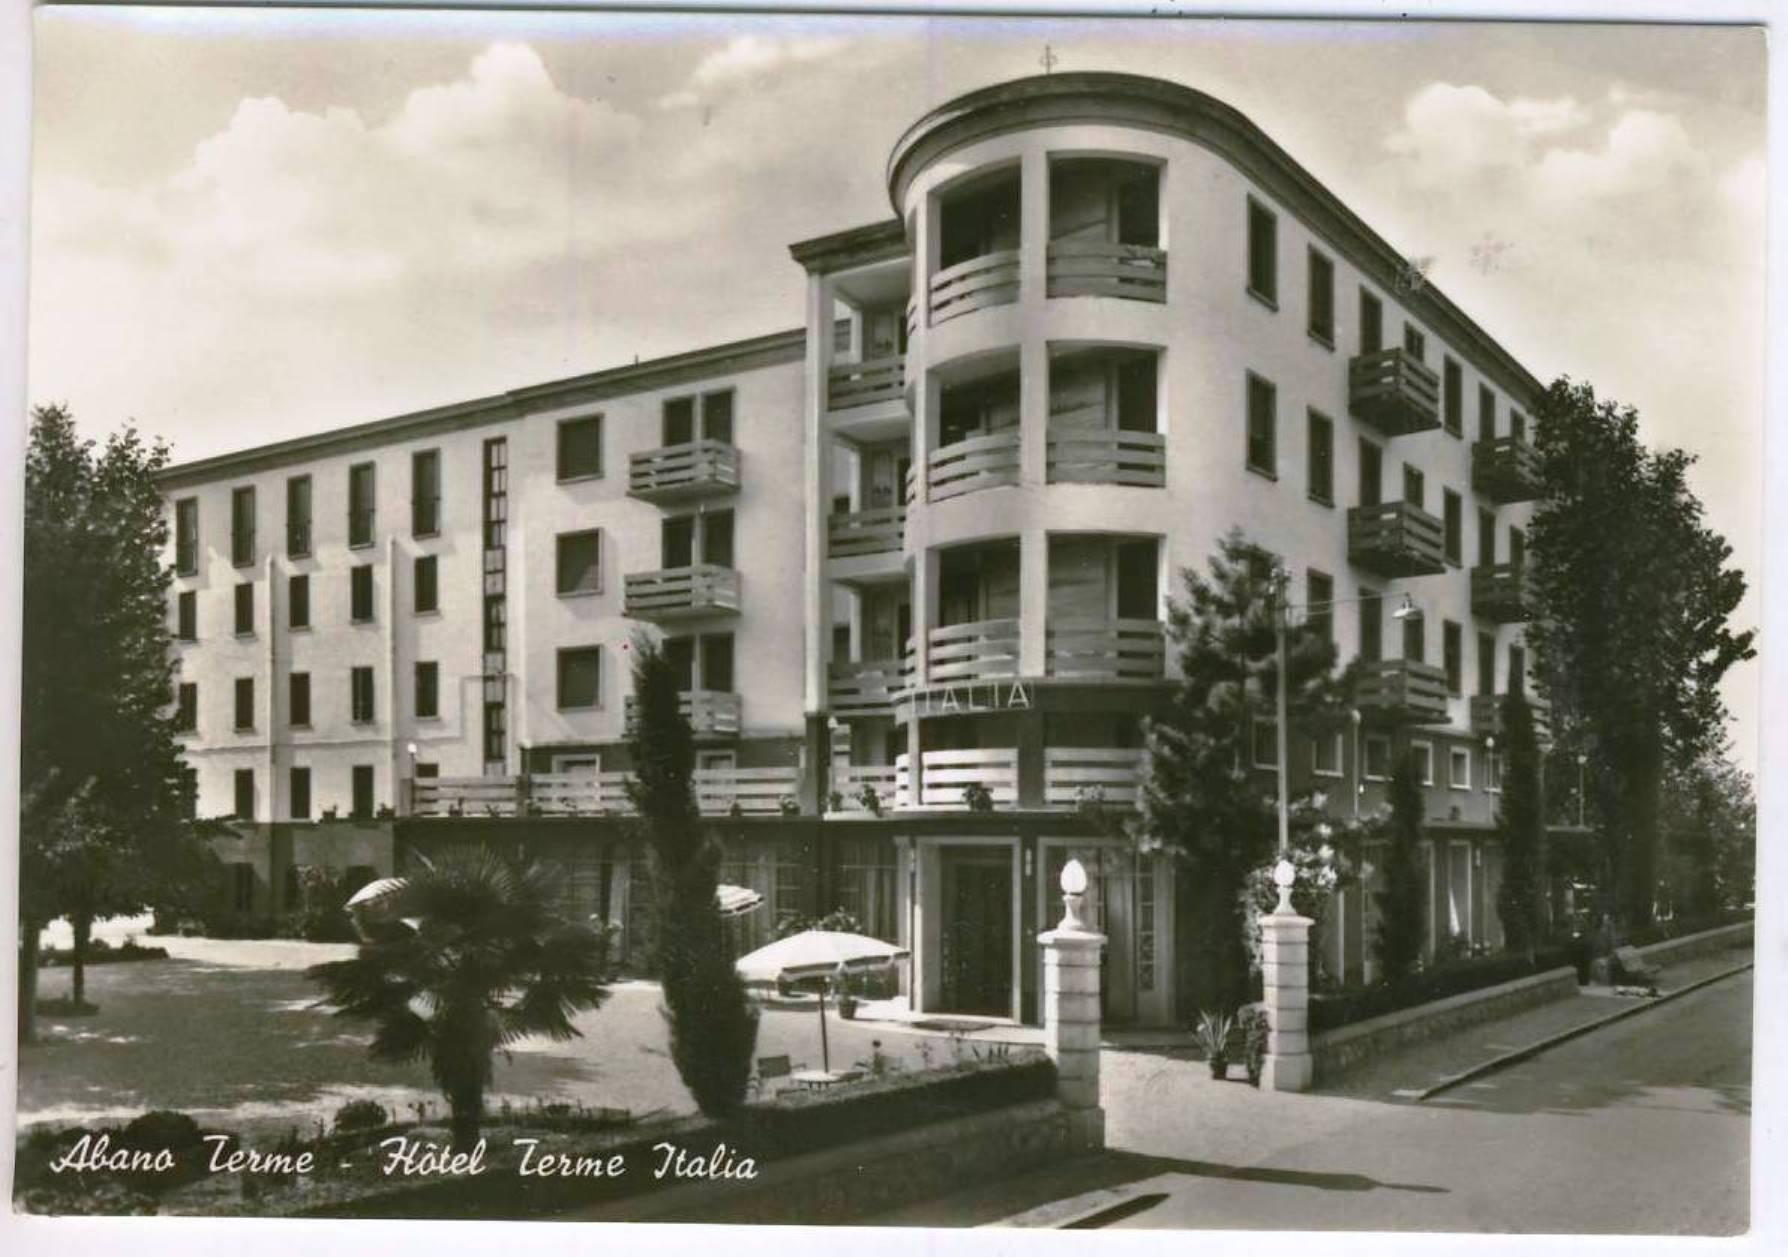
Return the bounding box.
[27,8,1765,768]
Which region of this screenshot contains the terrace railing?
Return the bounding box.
[827,507,906,559]
[827,356,906,411]
[1348,348,1441,437]
[917,747,1018,809]
[1347,501,1447,578]
[1043,747,1148,808]
[927,430,1021,501]
[1045,240,1168,303]
[827,659,908,717]
[623,564,741,621]
[926,618,1021,685]
[928,249,1021,325]
[627,439,740,503]
[1045,429,1166,487]
[1045,618,1166,681]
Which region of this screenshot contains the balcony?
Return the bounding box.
[1470,690,1551,740]
[1043,747,1147,809]
[827,506,905,559]
[827,659,909,718]
[928,250,1020,326]
[1348,349,1441,437]
[1045,241,1167,303]
[827,356,905,411]
[1471,563,1532,623]
[1045,429,1166,487]
[624,688,742,738]
[409,764,799,819]
[1045,618,1165,681]
[1473,436,1542,504]
[829,762,907,813]
[915,748,1018,810]
[927,430,1020,501]
[623,565,740,621]
[1347,502,1446,577]
[926,619,1020,685]
[1354,659,1450,725]
[627,439,739,503]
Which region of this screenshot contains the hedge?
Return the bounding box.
[1309,940,1589,1035]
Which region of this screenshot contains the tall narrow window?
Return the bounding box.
[289,672,311,727]
[234,677,255,730]
[1443,620,1463,695]
[1443,489,1462,564]
[350,564,374,623]
[1403,324,1427,361]
[1359,288,1383,354]
[701,633,737,692]
[1307,570,1334,643]
[1358,438,1382,506]
[175,497,199,575]
[1245,374,1276,476]
[1246,198,1278,304]
[1510,410,1528,443]
[1359,591,1383,663]
[350,666,374,724]
[1510,526,1527,567]
[1306,410,1334,505]
[557,647,602,709]
[411,449,441,537]
[701,390,735,444]
[286,475,312,557]
[1443,359,1463,437]
[348,462,375,548]
[414,554,438,614]
[662,395,696,446]
[1402,464,1425,509]
[701,510,735,568]
[289,573,311,629]
[1509,644,1528,695]
[556,529,603,595]
[1477,385,1496,442]
[176,590,197,641]
[351,766,374,819]
[233,582,255,636]
[1307,247,1334,344]
[175,682,197,732]
[1403,611,1425,663]
[558,415,604,481]
[290,767,311,821]
[230,486,256,567]
[1477,631,1496,695]
[415,661,439,720]
[233,768,255,820]
[1478,508,1496,567]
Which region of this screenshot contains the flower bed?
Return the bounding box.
[1309,940,1587,1035]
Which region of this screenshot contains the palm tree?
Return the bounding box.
[307,852,611,1150]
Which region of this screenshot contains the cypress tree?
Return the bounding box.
[1494,692,1543,961]
[1374,750,1427,986]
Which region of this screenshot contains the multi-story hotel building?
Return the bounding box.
[160,73,1549,1026]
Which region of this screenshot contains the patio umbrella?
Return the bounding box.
[735,930,909,1072]
[715,884,765,917]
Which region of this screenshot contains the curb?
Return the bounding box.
[1416,957,1754,1102]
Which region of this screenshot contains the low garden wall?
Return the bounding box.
[1312,966,1579,1083]
[1635,920,1753,967]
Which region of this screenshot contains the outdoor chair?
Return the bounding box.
[750,1054,805,1097]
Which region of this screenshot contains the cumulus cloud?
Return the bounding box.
[1384,83,1590,185]
[659,35,847,109]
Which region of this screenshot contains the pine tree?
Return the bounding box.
[627,635,759,1115]
[1494,691,1543,961]
[1374,750,1427,986]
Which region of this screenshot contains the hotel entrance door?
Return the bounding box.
[939,847,1013,1016]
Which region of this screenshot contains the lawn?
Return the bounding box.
[19,937,945,1141]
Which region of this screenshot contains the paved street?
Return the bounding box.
[873,963,1751,1234]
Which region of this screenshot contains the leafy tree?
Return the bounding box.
[1374,751,1427,986]
[627,635,759,1115]
[21,405,200,1039]
[1659,749,1755,916]
[1493,691,1544,961]
[1528,379,1754,934]
[306,853,611,1150]
[1132,530,1352,1014]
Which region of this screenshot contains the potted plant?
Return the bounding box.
[856,783,884,817]
[835,974,858,1020]
[1195,1009,1235,1081]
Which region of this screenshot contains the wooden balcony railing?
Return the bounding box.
[829,763,904,812]
[1471,563,1532,623]
[695,766,802,817]
[1348,348,1441,437]
[1472,436,1541,504]
[1045,241,1168,302]
[623,565,740,621]
[827,507,905,559]
[827,659,908,717]
[1045,618,1165,681]
[917,748,1018,809]
[926,619,1021,684]
[827,356,906,411]
[1354,659,1450,726]
[624,688,742,738]
[927,430,1021,501]
[1043,747,1147,809]
[627,439,739,503]
[1045,429,1166,487]
[1347,501,1447,578]
[928,249,1020,325]
[409,763,798,818]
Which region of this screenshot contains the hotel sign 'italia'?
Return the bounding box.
[899,680,1035,719]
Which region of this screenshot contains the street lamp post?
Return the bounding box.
[1576,752,1588,827]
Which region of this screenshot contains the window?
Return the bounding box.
[415,661,439,720]
[662,390,737,446]
[234,677,254,730]
[1363,735,1392,780]
[701,633,736,692]
[350,666,374,724]
[231,486,256,567]
[1411,740,1435,785]
[175,682,197,732]
[1478,385,1496,442]
[1443,359,1463,437]
[351,765,374,820]
[1307,247,1334,344]
[1443,489,1462,564]
[348,462,375,548]
[176,590,197,641]
[412,449,441,537]
[406,554,436,615]
[233,582,254,635]
[1246,197,1277,304]
[557,415,604,480]
[1443,620,1463,695]
[286,475,311,557]
[1402,464,1425,509]
[289,672,311,727]
[1449,747,1472,790]
[557,647,602,709]
[1358,438,1382,506]
[1510,526,1527,568]
[415,762,440,781]
[1403,610,1425,663]
[1510,410,1528,443]
[1245,374,1276,476]
[175,498,199,575]
[1508,644,1527,696]
[290,767,311,821]
[1307,570,1334,643]
[1359,590,1383,663]
[1486,751,1505,792]
[1477,631,1496,695]
[1313,732,1342,777]
[289,573,310,629]
[1478,508,1496,567]
[1359,288,1383,354]
[1306,410,1334,504]
[351,564,374,623]
[233,769,255,820]
[1251,717,1279,769]
[556,529,603,596]
[1403,324,1426,361]
[483,595,506,653]
[700,390,734,444]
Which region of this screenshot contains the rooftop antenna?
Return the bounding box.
[1040,45,1059,74]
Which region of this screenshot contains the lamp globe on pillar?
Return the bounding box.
[1272,857,1297,915]
[1059,858,1089,931]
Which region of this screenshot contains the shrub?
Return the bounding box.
[332,1100,390,1134]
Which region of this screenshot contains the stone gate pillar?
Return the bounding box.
[1039,858,1107,1150]
[1261,859,1315,1091]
